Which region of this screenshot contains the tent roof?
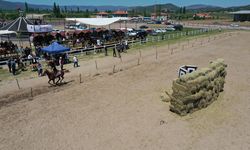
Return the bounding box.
[66,17,129,26]
[0,30,17,35]
[229,10,250,15]
[41,42,70,54]
[0,17,33,33]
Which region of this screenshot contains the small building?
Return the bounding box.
[151,13,170,21]
[96,12,109,18]
[26,14,50,24]
[112,11,128,18]
[193,13,212,19]
[230,10,250,22]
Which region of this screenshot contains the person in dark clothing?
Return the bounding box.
[7,58,12,73]
[113,48,116,57]
[59,57,64,70]
[11,59,16,75]
[37,62,43,76]
[104,46,108,56]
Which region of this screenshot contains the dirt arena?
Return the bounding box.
[0,31,250,150]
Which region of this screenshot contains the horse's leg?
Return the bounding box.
[52,79,56,85]
[48,79,53,85]
[56,77,60,85]
[60,75,64,83]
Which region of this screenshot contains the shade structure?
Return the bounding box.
[66,17,129,26]
[0,30,17,35]
[0,16,33,33]
[41,42,70,54]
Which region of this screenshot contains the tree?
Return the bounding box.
[84,9,90,18]
[57,5,60,16]
[64,6,67,13]
[156,4,161,16]
[143,8,147,17]
[25,2,29,12]
[179,7,183,14]
[53,2,57,15]
[77,7,80,13]
[183,6,186,14]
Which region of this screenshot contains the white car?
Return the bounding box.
[230,23,239,27]
[166,25,174,28]
[155,29,166,33]
[120,28,134,31]
[127,31,137,37]
[166,27,175,31]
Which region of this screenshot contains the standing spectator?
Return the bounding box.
[59,57,64,70]
[124,40,129,50]
[104,46,108,56]
[7,58,12,73]
[28,53,33,65]
[37,62,43,76]
[11,59,16,75]
[73,55,79,68]
[113,47,117,57]
[65,53,69,64]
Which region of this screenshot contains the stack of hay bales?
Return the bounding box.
[169,59,227,116]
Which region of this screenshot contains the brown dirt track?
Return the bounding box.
[0,31,250,150]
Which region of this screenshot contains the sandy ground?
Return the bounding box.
[0,31,250,150]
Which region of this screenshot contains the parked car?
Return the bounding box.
[155,29,166,33]
[230,23,239,27]
[147,21,155,24]
[139,25,149,29]
[166,27,175,31]
[127,30,137,37]
[150,30,158,36]
[173,24,183,31]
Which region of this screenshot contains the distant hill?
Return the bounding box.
[0,0,128,11]
[187,4,223,11]
[130,3,179,12]
[225,5,250,11]
[0,0,249,12]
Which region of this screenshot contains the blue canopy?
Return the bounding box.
[41,42,70,54]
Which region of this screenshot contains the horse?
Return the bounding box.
[43,69,64,85]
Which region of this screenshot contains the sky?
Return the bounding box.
[7,0,250,7]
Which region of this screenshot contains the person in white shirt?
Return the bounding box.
[27,54,33,65]
[73,56,79,67]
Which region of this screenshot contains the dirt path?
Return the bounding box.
[0,31,250,150]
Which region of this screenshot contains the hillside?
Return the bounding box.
[187,4,223,11]
[130,3,179,12]
[0,0,249,13]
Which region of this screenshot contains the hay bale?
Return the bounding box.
[172,80,189,92]
[198,67,212,76]
[169,59,227,116]
[209,58,226,69]
[187,75,208,86]
[181,90,206,104]
[180,70,200,82]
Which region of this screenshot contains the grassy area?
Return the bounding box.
[128,29,225,53]
[0,67,38,82]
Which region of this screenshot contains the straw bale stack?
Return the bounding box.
[169,59,227,116]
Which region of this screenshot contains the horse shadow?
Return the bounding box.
[49,79,75,87]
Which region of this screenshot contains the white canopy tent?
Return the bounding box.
[65,17,129,26]
[0,30,17,35]
[0,30,17,41]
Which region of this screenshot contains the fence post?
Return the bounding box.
[79,74,82,83]
[16,79,20,89]
[113,65,116,73]
[95,60,98,71]
[155,46,158,60]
